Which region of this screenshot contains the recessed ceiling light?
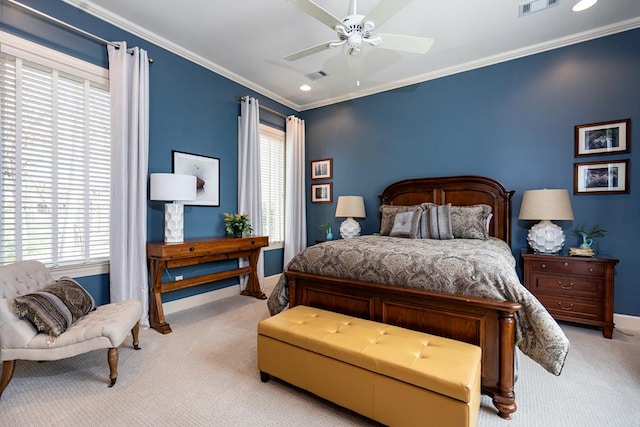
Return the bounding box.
[299,84,311,91]
[572,0,597,12]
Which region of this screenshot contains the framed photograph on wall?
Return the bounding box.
[311,183,332,203]
[311,158,333,180]
[574,160,629,195]
[172,150,220,206]
[574,119,631,157]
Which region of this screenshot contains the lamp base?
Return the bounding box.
[527,220,565,254]
[164,202,184,243]
[339,217,361,239]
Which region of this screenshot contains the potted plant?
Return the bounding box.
[224,213,253,237]
[572,223,606,250]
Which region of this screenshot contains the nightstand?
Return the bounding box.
[521,251,618,338]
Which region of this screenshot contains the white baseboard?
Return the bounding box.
[614,313,640,332]
[163,274,281,316]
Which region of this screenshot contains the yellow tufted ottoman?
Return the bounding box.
[258,305,481,427]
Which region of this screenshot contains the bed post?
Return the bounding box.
[493,309,518,419]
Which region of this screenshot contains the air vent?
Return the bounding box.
[305,70,328,81]
[519,0,559,17]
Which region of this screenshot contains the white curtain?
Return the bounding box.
[283,116,307,266]
[108,42,150,325]
[238,96,264,292]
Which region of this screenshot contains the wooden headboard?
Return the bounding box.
[378,175,515,245]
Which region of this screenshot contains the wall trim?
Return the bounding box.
[614,313,640,333]
[163,274,281,316]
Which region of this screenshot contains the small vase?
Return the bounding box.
[233,229,243,238]
[326,227,333,241]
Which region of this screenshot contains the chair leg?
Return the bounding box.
[131,321,141,350]
[0,360,16,400]
[107,348,118,387]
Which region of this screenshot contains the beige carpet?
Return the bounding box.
[1,280,639,427]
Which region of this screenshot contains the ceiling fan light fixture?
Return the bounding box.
[572,0,597,12]
[299,84,311,91]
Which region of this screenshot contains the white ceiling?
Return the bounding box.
[62,0,640,111]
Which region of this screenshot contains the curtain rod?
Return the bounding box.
[3,0,154,63]
[239,97,289,119]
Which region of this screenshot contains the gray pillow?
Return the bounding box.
[423,204,454,240]
[450,204,492,239]
[389,210,421,238]
[379,205,422,236]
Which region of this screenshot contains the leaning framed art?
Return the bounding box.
[574,119,631,157]
[574,160,630,195]
[172,150,220,206]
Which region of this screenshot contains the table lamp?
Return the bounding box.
[335,196,366,239]
[150,173,197,243]
[518,189,574,254]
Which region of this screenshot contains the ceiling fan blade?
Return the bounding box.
[288,0,343,30]
[375,33,435,54]
[362,0,412,29]
[284,42,333,61]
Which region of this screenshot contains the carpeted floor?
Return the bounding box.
[1,280,639,426]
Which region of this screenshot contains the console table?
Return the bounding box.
[147,235,269,334]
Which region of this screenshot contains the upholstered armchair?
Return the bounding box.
[0,260,142,399]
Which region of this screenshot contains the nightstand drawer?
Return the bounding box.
[530,259,604,277]
[529,274,603,299]
[536,295,602,321]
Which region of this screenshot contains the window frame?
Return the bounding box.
[258,123,285,250]
[0,31,110,278]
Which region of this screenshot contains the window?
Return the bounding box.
[0,32,110,276]
[259,124,285,247]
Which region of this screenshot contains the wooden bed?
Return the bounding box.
[286,175,522,419]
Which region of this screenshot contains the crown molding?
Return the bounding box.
[62,1,639,113]
[61,0,300,111]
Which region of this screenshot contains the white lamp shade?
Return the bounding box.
[150,173,197,202]
[518,189,574,221]
[335,196,366,218]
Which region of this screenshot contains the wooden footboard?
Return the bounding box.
[287,271,522,419]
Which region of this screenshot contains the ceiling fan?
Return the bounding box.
[284,0,435,61]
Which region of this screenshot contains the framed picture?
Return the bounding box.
[574,160,630,195]
[574,119,631,157]
[311,158,333,180]
[172,150,220,206]
[311,183,332,203]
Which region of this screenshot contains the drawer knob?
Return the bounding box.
[189,247,195,252]
[558,281,574,290]
[563,262,569,267]
[588,268,594,273]
[541,264,546,269]
[558,302,574,311]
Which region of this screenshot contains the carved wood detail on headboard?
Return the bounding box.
[378,175,515,245]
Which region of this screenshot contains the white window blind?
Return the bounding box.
[259,124,285,246]
[0,34,110,270]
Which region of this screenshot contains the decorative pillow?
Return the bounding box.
[379,205,422,236]
[422,204,454,240]
[13,277,96,337]
[389,210,421,238]
[450,204,492,240]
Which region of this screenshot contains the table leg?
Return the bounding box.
[148,259,172,334]
[239,249,267,300]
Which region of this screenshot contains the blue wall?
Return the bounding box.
[2,1,638,317]
[302,29,640,316]
[0,0,291,304]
